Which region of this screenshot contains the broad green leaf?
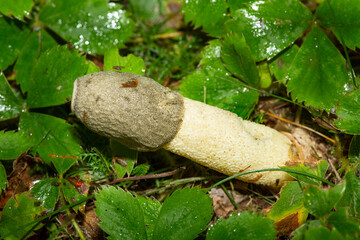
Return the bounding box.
[0,192,43,240]
[0,73,24,121]
[334,89,360,134]
[0,17,30,70]
[61,179,84,212]
[337,172,360,216]
[293,221,343,240]
[181,0,228,37]
[95,186,147,240]
[104,48,146,75]
[304,184,345,218]
[268,182,308,235]
[282,161,329,186]
[39,0,134,54]
[221,33,259,87]
[349,136,360,164]
[0,130,31,160]
[287,25,351,112]
[317,0,360,50]
[269,45,299,84]
[226,0,312,61]
[86,60,100,74]
[228,0,252,12]
[137,196,161,239]
[0,0,33,19]
[328,207,360,238]
[32,178,60,210]
[152,187,213,240]
[129,0,166,22]
[27,45,88,108]
[207,211,277,240]
[19,112,83,173]
[14,29,57,93]
[180,40,259,119]
[111,140,137,178]
[0,162,6,194]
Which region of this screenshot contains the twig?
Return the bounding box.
[107,166,186,185]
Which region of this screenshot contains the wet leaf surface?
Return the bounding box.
[0,73,24,121]
[104,48,146,75]
[32,178,60,210]
[334,89,360,134]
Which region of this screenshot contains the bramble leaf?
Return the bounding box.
[0,162,6,194]
[32,178,60,210]
[349,136,360,164]
[104,48,146,75]
[152,187,213,240]
[137,196,161,239]
[328,207,360,238]
[336,172,360,216]
[334,89,360,134]
[269,45,299,84]
[0,0,33,19]
[0,73,24,121]
[0,130,31,160]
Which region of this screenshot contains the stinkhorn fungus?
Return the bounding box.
[71,71,298,187]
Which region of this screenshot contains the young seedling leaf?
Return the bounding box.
[0,17,30,70]
[282,161,329,186]
[14,29,57,93]
[303,184,345,218]
[136,196,161,239]
[111,139,137,178]
[0,73,24,121]
[61,179,85,212]
[349,136,360,164]
[152,187,213,240]
[0,130,31,160]
[39,0,134,54]
[0,0,33,19]
[336,172,360,216]
[19,112,82,173]
[287,25,351,112]
[182,0,228,37]
[226,0,312,61]
[334,89,360,134]
[86,60,101,74]
[95,186,147,240]
[207,211,277,240]
[0,162,6,194]
[32,178,60,211]
[269,45,299,84]
[180,40,259,119]
[104,48,146,75]
[328,207,360,238]
[268,182,308,236]
[221,33,259,87]
[27,45,88,108]
[0,192,44,240]
[316,0,360,50]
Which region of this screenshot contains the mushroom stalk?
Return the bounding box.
[71,71,296,187]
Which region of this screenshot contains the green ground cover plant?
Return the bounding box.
[0,0,359,239]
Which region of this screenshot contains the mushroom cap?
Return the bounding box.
[71,71,184,151]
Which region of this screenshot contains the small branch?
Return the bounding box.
[107,166,186,185]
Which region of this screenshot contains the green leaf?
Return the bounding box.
[0,130,31,160]
[337,172,360,216]
[268,182,308,231]
[328,207,360,238]
[0,192,43,240]
[228,0,252,12]
[86,60,100,74]
[334,89,360,134]
[293,221,343,240]
[269,45,299,84]
[0,0,33,19]
[0,162,6,194]
[349,136,360,164]
[287,25,351,112]
[226,0,312,61]
[95,186,147,240]
[14,29,57,93]
[27,45,88,108]
[182,0,228,36]
[207,211,277,240]
[0,17,30,70]
[39,0,134,54]
[32,178,60,210]
[180,40,259,119]
[303,184,345,218]
[317,0,360,50]
[152,187,213,240]
[61,179,84,212]
[19,112,83,173]
[221,33,259,87]
[111,140,137,178]
[137,196,161,239]
[104,48,146,75]
[132,164,150,176]
[0,73,24,121]
[129,0,165,22]
[282,161,329,186]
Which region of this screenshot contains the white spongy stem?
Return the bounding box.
[164,98,294,187]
